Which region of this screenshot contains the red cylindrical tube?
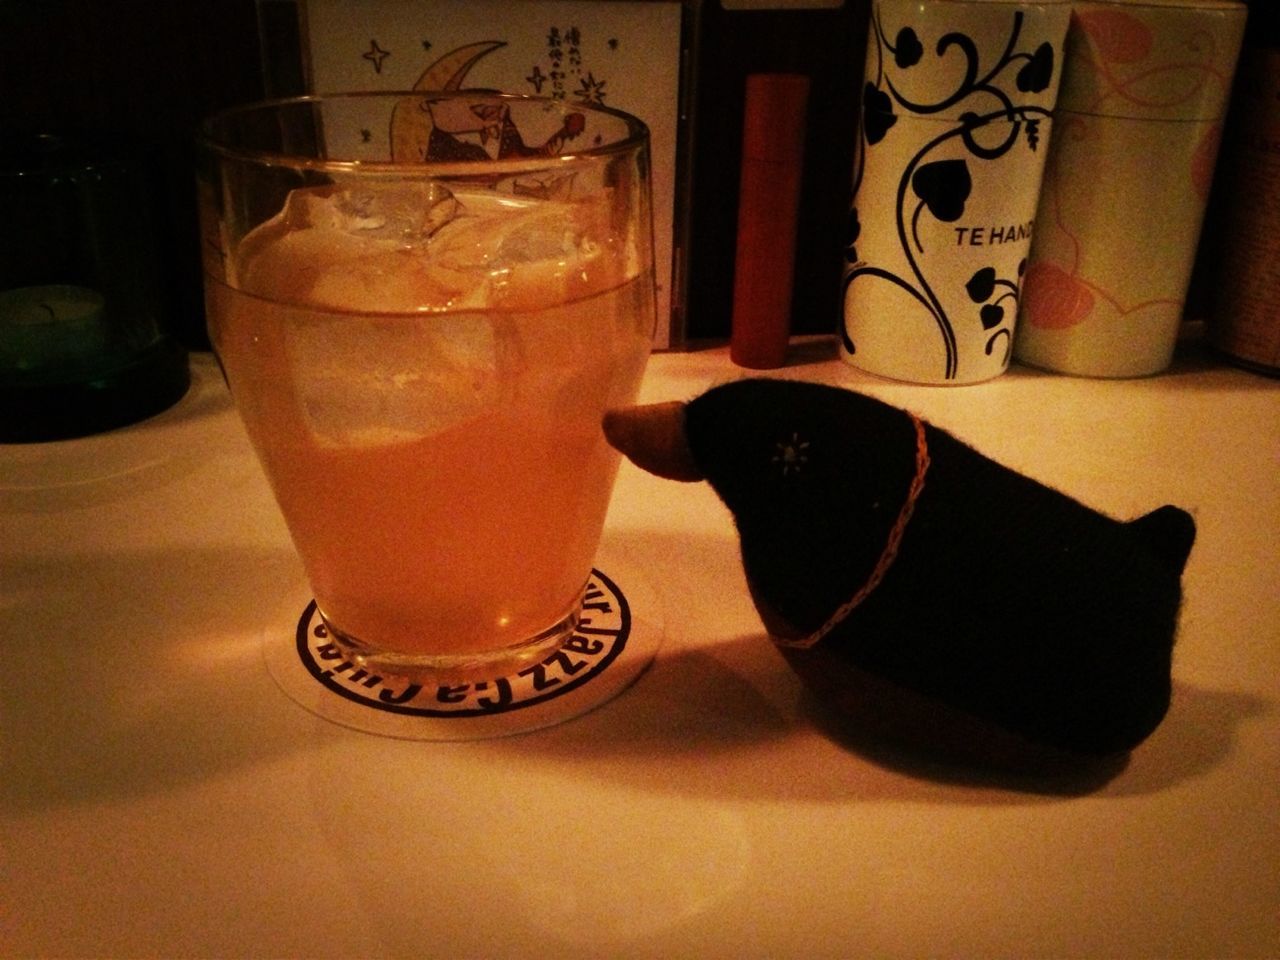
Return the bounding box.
[730,73,810,370]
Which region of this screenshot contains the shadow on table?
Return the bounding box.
[497,527,1261,804]
[801,677,1267,800]
[483,523,1264,804]
[0,544,308,813]
[492,623,1263,805]
[496,627,1264,805]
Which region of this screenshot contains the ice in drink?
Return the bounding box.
[207,183,653,667]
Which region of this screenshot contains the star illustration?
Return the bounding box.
[772,433,810,476]
[575,71,606,104]
[362,39,391,73]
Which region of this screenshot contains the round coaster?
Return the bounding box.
[262,562,663,740]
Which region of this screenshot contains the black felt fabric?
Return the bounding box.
[684,379,1195,757]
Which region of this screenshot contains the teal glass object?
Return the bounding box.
[1,132,189,442]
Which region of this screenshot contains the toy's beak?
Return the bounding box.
[603,401,704,482]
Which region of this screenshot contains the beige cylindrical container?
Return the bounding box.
[842,0,1071,385]
[1015,0,1247,378]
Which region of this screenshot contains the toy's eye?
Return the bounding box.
[772,433,810,476]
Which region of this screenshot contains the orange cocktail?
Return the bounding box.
[199,93,654,680]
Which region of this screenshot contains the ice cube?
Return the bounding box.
[289,312,506,447]
[237,185,481,312]
[305,244,478,314]
[427,193,606,309]
[284,180,460,245]
[429,194,578,268]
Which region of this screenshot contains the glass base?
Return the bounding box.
[318,598,583,685]
[263,559,662,740]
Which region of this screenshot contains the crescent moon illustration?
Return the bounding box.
[390,40,507,161]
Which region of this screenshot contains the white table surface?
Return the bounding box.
[3,342,1278,959]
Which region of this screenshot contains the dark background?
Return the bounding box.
[681,1,868,342]
[1,0,871,349]
[1,0,266,350]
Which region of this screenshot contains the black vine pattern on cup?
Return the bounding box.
[844,10,1056,380]
[967,259,1027,362]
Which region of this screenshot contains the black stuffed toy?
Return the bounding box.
[604,378,1196,768]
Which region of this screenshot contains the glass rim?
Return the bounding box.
[197,90,651,176]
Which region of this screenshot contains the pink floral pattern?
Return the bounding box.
[1075,9,1153,65]
[1022,261,1095,329]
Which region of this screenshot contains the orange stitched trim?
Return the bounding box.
[775,411,930,651]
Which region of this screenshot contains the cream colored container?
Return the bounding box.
[843,0,1071,384]
[1015,0,1247,377]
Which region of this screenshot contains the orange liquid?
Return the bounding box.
[207,191,652,657]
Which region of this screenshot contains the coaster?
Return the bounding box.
[263,562,663,740]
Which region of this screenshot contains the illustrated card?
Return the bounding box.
[299,0,685,347]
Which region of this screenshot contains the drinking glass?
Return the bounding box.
[197,92,654,681]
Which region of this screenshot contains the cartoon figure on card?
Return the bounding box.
[419,94,585,161]
[390,41,585,164]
